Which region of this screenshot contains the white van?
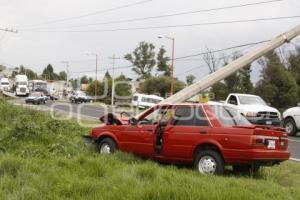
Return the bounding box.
[0,78,11,92]
[132,93,164,108]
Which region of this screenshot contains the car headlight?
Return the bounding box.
[245,112,257,117]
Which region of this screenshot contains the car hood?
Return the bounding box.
[237,104,279,113]
[283,107,300,116]
[26,96,37,100]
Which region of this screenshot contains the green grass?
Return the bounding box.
[0,98,300,200]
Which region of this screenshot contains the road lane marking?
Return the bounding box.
[288,139,300,143]
[290,158,300,162]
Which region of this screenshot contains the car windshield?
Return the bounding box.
[210,105,251,126]
[1,82,9,85]
[16,82,27,86]
[76,91,86,96]
[238,96,266,105]
[35,82,47,89]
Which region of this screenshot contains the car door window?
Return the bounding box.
[139,107,170,125]
[195,107,209,126]
[172,107,209,126]
[228,95,238,105]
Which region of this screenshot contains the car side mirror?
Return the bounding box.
[129,117,138,125]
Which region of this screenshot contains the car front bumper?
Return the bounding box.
[247,118,281,126]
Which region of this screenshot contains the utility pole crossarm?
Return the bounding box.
[161,24,300,104]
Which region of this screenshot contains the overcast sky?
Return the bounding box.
[0,0,299,83]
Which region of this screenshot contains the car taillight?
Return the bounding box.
[252,135,279,148]
[252,135,265,146]
[279,137,288,147]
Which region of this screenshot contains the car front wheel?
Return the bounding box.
[97,138,117,154]
[284,118,297,136]
[194,149,224,175]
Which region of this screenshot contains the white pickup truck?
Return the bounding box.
[283,104,300,136]
[224,93,281,126]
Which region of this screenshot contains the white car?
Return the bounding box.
[224,93,281,126]
[283,104,300,136]
[132,93,164,109]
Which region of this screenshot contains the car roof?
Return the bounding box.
[158,101,224,107]
[229,93,259,97]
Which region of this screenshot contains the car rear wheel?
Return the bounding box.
[194,150,224,175]
[284,118,297,136]
[97,138,117,154]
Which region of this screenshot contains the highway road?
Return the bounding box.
[12,98,300,162]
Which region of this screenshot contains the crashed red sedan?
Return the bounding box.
[84,102,290,175]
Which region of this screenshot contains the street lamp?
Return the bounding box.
[158,35,175,95]
[86,52,99,102]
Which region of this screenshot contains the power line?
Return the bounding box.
[22,0,284,31]
[175,40,270,60]
[19,0,153,28]
[27,15,300,33]
[70,64,133,74]
[70,39,270,74]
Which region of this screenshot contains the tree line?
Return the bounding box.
[9,41,300,110]
[11,64,67,81]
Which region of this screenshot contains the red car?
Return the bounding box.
[84,102,290,175]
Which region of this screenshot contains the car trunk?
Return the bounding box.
[233,125,288,151]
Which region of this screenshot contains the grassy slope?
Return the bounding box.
[0,98,299,200]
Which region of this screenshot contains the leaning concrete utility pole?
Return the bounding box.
[161,24,300,104]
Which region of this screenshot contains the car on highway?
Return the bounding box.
[224,93,281,126]
[84,102,289,175]
[131,93,164,109]
[25,92,46,105]
[283,104,300,136]
[70,90,93,104]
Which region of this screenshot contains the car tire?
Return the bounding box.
[284,118,298,136]
[194,149,224,175]
[233,165,260,175]
[97,138,117,154]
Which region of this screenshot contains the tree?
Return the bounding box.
[124,41,156,80]
[140,76,185,97]
[14,65,37,80]
[156,46,171,76]
[210,53,254,100]
[255,51,299,110]
[210,82,229,101]
[186,74,196,86]
[103,71,112,80]
[80,76,89,84]
[42,64,58,80]
[203,47,219,73]
[115,74,132,99]
[58,71,67,81]
[288,48,300,99]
